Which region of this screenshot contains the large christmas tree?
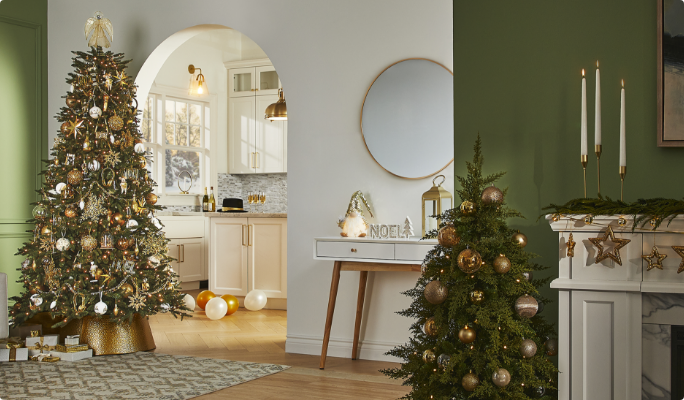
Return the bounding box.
[383,137,558,399]
[10,42,189,327]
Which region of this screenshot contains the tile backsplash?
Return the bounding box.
[217,173,287,213]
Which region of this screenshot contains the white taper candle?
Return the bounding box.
[581,69,588,156]
[595,62,601,146]
[619,80,626,167]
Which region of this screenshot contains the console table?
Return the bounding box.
[313,236,435,369]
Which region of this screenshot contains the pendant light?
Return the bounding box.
[265,88,287,121]
[188,64,208,97]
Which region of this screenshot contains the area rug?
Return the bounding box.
[0,352,289,399]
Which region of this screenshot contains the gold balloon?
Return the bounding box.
[422,349,436,363]
[145,192,158,205]
[437,225,460,248]
[457,248,482,273]
[423,317,438,337]
[493,254,511,274]
[121,283,134,298]
[481,185,503,204]
[458,325,476,344]
[515,294,538,318]
[469,290,484,305]
[221,294,240,316]
[512,231,528,247]
[424,280,448,305]
[197,290,216,311]
[459,200,475,215]
[462,372,480,392]
[67,169,83,185]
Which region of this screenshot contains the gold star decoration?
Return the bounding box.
[80,194,107,222]
[566,233,576,258]
[103,151,121,167]
[39,237,55,252]
[115,70,127,84]
[128,290,146,311]
[588,226,631,266]
[673,246,684,274]
[643,245,667,271]
[66,119,84,138]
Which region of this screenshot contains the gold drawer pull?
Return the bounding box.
[351,248,357,253]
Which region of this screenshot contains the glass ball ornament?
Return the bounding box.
[423,317,438,337]
[437,353,450,369]
[87,160,100,172]
[32,205,47,218]
[458,325,476,344]
[493,254,511,274]
[94,301,108,315]
[618,216,627,227]
[544,338,558,356]
[116,237,131,250]
[481,185,503,204]
[66,95,80,108]
[492,368,511,387]
[65,207,77,218]
[55,237,71,251]
[422,349,436,363]
[515,294,539,318]
[21,259,31,270]
[522,271,533,281]
[469,289,485,305]
[512,231,528,247]
[108,115,124,131]
[532,386,546,397]
[30,294,43,307]
[89,106,102,119]
[134,143,146,154]
[126,219,139,231]
[551,213,561,222]
[80,234,97,251]
[459,200,475,215]
[111,212,125,226]
[584,215,594,224]
[457,248,483,273]
[60,121,70,134]
[650,218,659,228]
[121,283,135,298]
[461,372,480,392]
[145,192,158,205]
[424,280,448,305]
[519,338,537,358]
[437,224,460,248]
[67,169,83,185]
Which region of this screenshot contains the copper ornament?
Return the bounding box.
[493,254,511,274]
[145,192,158,205]
[469,289,485,305]
[514,294,538,318]
[424,280,448,305]
[437,224,460,248]
[457,248,482,274]
[81,235,97,251]
[65,207,77,218]
[67,169,83,185]
[481,185,503,204]
[423,317,438,337]
[111,212,125,226]
[66,95,80,108]
[108,115,124,131]
[116,237,130,250]
[459,200,475,215]
[422,349,436,363]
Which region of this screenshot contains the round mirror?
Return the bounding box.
[361,59,453,179]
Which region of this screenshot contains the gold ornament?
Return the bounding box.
[120,283,135,298]
[111,212,125,226]
[423,317,438,337]
[515,294,538,318]
[424,280,448,305]
[493,254,511,274]
[512,231,528,247]
[40,225,52,235]
[39,237,55,252]
[66,119,83,138]
[492,368,511,387]
[140,234,167,257]
[145,192,158,205]
[584,215,594,224]
[61,185,74,199]
[103,151,121,167]
[139,156,147,169]
[128,291,146,311]
[60,121,70,134]
[672,245,684,274]
[116,237,130,250]
[65,207,77,218]
[141,280,150,291]
[520,339,537,358]
[66,95,80,108]
[643,245,667,271]
[112,303,120,316]
[544,338,558,356]
[422,349,435,363]
[461,372,480,392]
[437,225,460,248]
[108,115,124,131]
[91,268,103,280]
[459,200,475,215]
[458,325,476,344]
[457,248,482,274]
[81,235,97,251]
[80,194,107,222]
[588,226,631,266]
[82,135,92,153]
[469,289,484,305]
[566,233,576,258]
[618,216,627,227]
[481,185,503,204]
[67,169,83,185]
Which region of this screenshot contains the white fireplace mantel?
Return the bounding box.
[548,215,684,400]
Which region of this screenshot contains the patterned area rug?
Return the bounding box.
[0,352,289,399]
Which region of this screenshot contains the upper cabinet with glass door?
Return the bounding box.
[229,65,281,97]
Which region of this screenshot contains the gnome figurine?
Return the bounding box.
[338,190,374,237]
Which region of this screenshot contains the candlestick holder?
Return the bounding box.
[619,166,626,201]
[595,145,602,196]
[581,155,588,198]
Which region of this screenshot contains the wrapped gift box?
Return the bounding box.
[64,335,80,346]
[0,337,24,349]
[9,324,42,339]
[25,334,59,357]
[56,344,89,353]
[0,347,28,362]
[50,349,92,361]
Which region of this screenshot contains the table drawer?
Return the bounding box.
[395,243,432,262]
[317,241,394,260]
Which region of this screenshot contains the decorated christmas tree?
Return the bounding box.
[10,16,189,329]
[383,137,558,399]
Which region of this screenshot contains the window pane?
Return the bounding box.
[142,119,151,142]
[165,149,200,194]
[143,97,153,120]
[165,100,174,122]
[178,124,188,146]
[176,102,187,124]
[189,104,201,126]
[165,123,174,145]
[189,126,200,147]
[260,70,279,90]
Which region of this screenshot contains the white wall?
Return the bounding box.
[48,0,453,362]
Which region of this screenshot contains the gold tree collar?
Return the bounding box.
[673,246,684,274]
[588,226,631,266]
[643,245,667,271]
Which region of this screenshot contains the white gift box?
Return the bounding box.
[0,347,28,362]
[25,334,59,357]
[64,335,80,346]
[50,349,92,361]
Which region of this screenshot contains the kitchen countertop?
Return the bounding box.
[156,211,286,218]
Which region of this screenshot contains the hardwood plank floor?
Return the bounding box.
[149,291,409,399]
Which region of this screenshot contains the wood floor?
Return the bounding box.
[148,291,410,400]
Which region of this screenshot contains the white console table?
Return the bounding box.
[548,215,684,400]
[313,236,435,369]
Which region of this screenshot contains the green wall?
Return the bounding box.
[454,1,684,329]
[0,0,48,300]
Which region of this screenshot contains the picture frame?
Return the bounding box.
[658,0,684,146]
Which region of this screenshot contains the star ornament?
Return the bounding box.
[588,226,631,266]
[673,246,684,274]
[67,119,84,138]
[643,245,667,271]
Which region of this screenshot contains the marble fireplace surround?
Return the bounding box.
[643,293,683,400]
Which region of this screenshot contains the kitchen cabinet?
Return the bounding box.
[229,65,281,97]
[158,215,206,286]
[209,216,287,300]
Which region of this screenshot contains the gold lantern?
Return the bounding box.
[421,175,453,236]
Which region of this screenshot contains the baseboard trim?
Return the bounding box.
[285,334,403,363]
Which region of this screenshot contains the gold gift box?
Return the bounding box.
[56,344,89,353]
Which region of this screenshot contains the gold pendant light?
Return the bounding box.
[265,88,287,121]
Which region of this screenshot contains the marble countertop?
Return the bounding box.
[156,211,286,218]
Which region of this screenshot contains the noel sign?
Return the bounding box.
[369,217,414,239]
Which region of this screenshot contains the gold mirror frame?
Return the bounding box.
[360,58,454,180]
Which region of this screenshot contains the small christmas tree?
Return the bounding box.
[10,29,189,328]
[402,216,415,239]
[383,137,558,399]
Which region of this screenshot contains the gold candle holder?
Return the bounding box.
[595,145,602,196]
[581,155,588,198]
[619,166,626,201]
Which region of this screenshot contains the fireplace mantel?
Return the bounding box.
[548,215,684,400]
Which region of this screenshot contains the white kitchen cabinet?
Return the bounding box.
[158,215,206,285]
[229,65,281,97]
[209,217,287,299]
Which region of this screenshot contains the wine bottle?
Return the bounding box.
[202,187,208,212]
[209,186,216,212]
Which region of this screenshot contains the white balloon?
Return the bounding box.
[183,294,196,312]
[244,290,267,311]
[205,297,228,320]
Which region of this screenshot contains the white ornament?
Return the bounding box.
[89,106,102,119]
[87,160,100,171]
[30,294,43,306]
[340,211,368,238]
[56,237,71,251]
[21,259,31,269]
[79,199,85,210]
[126,219,138,231]
[110,134,115,144]
[50,300,57,309]
[134,143,145,154]
[94,301,108,315]
[55,182,67,194]
[402,217,414,239]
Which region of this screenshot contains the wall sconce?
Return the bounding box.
[188,64,208,97]
[265,88,287,121]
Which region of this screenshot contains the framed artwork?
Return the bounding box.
[658,0,684,146]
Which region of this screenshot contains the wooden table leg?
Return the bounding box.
[320,261,342,369]
[352,270,368,360]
